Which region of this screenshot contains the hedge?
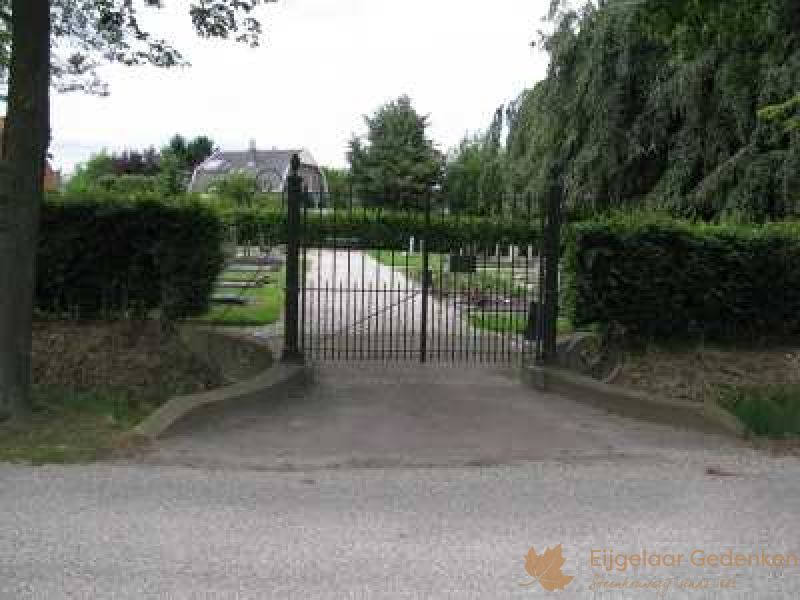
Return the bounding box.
[37,201,225,319]
[220,207,542,252]
[566,218,800,341]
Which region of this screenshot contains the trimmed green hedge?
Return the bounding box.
[221,207,542,251]
[37,201,225,319]
[566,218,800,341]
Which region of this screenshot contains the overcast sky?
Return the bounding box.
[49,0,551,174]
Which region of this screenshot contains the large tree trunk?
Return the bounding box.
[0,0,51,420]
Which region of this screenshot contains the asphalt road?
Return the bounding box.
[3,366,799,598]
[1,452,799,599]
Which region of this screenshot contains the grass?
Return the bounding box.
[467,313,574,335]
[197,266,285,326]
[0,387,155,464]
[368,249,444,272]
[218,270,277,283]
[719,384,800,439]
[368,249,529,297]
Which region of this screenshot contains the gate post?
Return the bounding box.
[541,164,564,365]
[419,191,432,363]
[283,154,303,363]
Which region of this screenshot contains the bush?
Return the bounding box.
[566,217,800,341]
[220,206,542,252]
[37,201,225,319]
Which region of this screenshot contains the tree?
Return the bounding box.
[63,134,216,199]
[348,95,443,209]
[166,133,216,171]
[505,0,800,221]
[186,136,215,170]
[210,172,260,208]
[320,166,350,206]
[0,0,50,420]
[442,106,516,215]
[63,151,115,194]
[111,147,160,176]
[0,0,268,420]
[160,134,216,196]
[443,134,486,213]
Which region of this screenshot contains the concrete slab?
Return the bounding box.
[141,363,740,471]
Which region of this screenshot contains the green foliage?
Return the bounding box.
[64,134,217,200]
[209,172,261,208]
[158,150,190,197]
[0,387,152,464]
[167,134,216,170]
[0,0,266,94]
[321,166,351,207]
[222,206,541,252]
[759,94,800,132]
[566,217,800,342]
[64,152,115,195]
[37,201,225,319]
[442,110,511,215]
[159,134,217,196]
[507,0,800,221]
[348,95,444,209]
[110,147,160,176]
[443,134,486,212]
[200,270,284,327]
[96,174,161,198]
[720,384,800,438]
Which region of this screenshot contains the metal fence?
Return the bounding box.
[282,156,562,366]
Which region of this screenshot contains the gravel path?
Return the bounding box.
[301,250,523,361]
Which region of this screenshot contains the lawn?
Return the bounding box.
[467,313,574,336]
[199,267,284,326]
[1,320,220,464]
[368,249,529,297]
[0,387,154,464]
[719,385,800,439]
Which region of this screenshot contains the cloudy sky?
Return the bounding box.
[49,0,551,174]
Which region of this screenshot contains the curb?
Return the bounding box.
[135,363,307,438]
[135,327,307,439]
[525,365,745,438]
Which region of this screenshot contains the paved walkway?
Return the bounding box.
[143,363,741,471]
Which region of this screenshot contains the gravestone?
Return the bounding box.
[449,254,477,273]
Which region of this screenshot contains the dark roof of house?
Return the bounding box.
[189,148,318,193]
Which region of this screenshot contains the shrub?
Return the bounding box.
[37,200,225,319]
[220,206,542,252]
[566,217,800,342]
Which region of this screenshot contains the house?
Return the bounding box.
[0,117,62,192]
[188,143,328,197]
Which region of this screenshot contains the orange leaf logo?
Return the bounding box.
[521,544,574,592]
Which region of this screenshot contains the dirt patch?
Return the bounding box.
[33,320,222,401]
[616,346,800,404]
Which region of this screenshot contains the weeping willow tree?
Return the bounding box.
[507,0,800,221]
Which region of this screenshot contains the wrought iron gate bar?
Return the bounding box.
[282,154,555,365]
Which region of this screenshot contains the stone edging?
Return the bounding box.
[525,365,745,438]
[134,329,306,439]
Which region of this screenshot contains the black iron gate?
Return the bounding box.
[283,155,560,365]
